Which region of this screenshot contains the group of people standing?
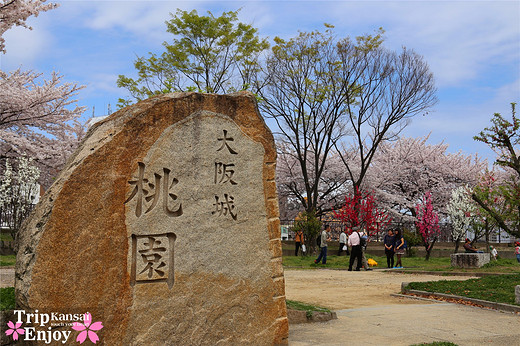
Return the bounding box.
[296,225,406,270]
[383,229,405,268]
[309,224,373,271]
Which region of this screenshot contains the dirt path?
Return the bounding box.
[285,269,520,346]
[284,268,475,310]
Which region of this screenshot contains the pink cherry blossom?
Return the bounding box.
[5,321,25,341]
[1,1,86,188]
[72,313,103,344]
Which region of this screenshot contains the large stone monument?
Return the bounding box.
[15,92,288,345]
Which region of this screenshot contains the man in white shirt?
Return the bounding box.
[348,226,362,271]
[337,229,349,256]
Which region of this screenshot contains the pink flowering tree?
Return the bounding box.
[0,0,86,188]
[415,191,440,260]
[367,135,486,222]
[333,188,393,238]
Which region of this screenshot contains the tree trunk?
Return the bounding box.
[484,219,490,253]
[454,240,460,254]
[424,237,437,261]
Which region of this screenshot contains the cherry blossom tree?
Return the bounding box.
[333,188,392,237]
[367,135,486,222]
[0,0,86,188]
[0,155,40,239]
[415,191,440,260]
[447,185,476,253]
[276,140,350,218]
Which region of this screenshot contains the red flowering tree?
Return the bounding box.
[415,191,440,260]
[333,188,392,237]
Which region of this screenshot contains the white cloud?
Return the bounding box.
[57,1,225,44]
[1,21,53,70]
[327,1,519,88]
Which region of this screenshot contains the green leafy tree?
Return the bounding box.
[117,9,269,107]
[473,103,520,238]
[293,211,322,254]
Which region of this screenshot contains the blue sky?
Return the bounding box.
[2,0,519,163]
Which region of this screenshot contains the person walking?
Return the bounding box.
[294,229,304,256]
[337,229,349,256]
[515,242,520,263]
[348,226,363,271]
[490,245,498,260]
[314,224,330,264]
[359,228,372,271]
[383,229,395,268]
[394,228,405,268]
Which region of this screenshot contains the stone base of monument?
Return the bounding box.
[516,285,520,305]
[450,253,490,268]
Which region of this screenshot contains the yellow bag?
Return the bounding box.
[367,258,378,267]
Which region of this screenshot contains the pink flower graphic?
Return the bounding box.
[72,313,103,344]
[5,321,25,340]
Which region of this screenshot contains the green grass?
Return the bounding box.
[407,273,520,306]
[0,233,13,241]
[286,299,331,318]
[410,343,458,346]
[0,287,15,311]
[283,253,520,273]
[0,254,16,267]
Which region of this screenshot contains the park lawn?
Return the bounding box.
[0,233,13,241]
[283,253,520,273]
[0,254,16,267]
[407,273,520,306]
[0,287,15,310]
[286,299,331,317]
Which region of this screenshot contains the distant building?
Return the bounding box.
[86,115,108,129]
